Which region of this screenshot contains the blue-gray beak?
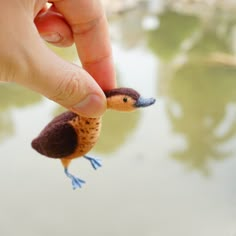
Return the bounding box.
[135,97,156,108]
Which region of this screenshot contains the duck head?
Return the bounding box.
[104,88,156,112]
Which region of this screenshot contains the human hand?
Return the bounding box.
[0,0,116,117]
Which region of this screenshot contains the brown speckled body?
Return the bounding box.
[31,111,101,162]
[65,116,102,159]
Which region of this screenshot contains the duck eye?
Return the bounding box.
[123,97,128,103]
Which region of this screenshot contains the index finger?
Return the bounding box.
[50,0,116,90]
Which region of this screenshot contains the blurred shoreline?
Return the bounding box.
[102,0,236,15]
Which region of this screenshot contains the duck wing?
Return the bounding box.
[31,111,78,158]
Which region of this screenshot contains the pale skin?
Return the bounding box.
[0,0,116,117]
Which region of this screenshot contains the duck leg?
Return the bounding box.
[64,168,86,189]
[61,158,85,189]
[84,155,102,170]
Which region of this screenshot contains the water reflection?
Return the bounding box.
[146,8,236,174]
[148,10,200,61]
[0,84,42,110]
[47,44,78,63]
[166,62,236,174]
[0,112,14,142]
[94,110,140,154]
[0,83,42,142]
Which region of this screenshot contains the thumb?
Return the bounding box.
[20,37,107,118]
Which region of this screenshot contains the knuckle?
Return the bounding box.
[50,71,83,106]
[71,15,103,35]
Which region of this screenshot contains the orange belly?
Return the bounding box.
[62,116,102,161]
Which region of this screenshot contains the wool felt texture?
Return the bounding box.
[32,112,101,159]
[32,112,78,158]
[104,87,140,100]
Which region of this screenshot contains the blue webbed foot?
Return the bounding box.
[64,168,86,190]
[84,155,102,170]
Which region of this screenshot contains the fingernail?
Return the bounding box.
[71,94,106,118]
[42,33,62,43]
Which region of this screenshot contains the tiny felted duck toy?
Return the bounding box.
[31,88,156,189]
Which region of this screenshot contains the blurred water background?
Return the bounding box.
[1,0,236,235]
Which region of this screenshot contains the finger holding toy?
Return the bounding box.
[0,0,116,117]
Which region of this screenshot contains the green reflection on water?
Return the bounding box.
[149,8,236,174]
[0,113,14,142]
[148,10,200,61]
[167,61,236,174]
[52,105,66,117]
[94,110,140,154]
[189,31,230,57]
[145,7,236,174]
[0,84,42,110]
[47,44,78,63]
[0,83,42,142]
